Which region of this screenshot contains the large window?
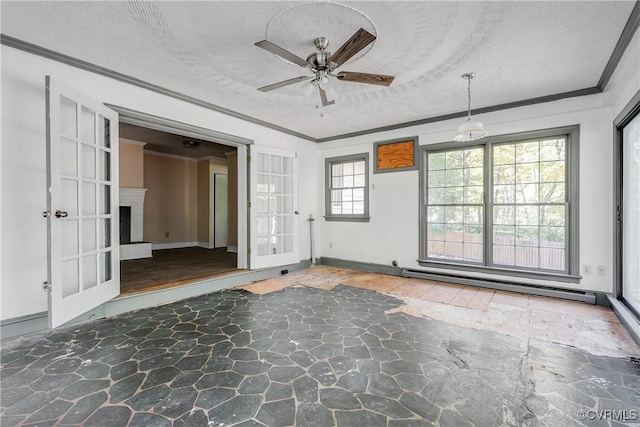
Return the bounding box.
[325,153,370,222]
[421,127,579,279]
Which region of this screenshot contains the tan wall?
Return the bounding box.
[197,159,210,244]
[143,152,198,244]
[119,140,144,188]
[227,152,238,248]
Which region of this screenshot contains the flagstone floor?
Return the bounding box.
[2,267,639,426]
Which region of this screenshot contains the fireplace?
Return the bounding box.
[119,188,152,260]
[120,206,131,244]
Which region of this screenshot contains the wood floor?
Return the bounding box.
[120,247,239,295]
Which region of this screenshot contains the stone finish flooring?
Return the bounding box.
[1,267,639,426]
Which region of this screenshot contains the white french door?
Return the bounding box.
[249,146,299,269]
[46,76,120,328]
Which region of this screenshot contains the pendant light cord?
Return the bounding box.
[467,76,472,120]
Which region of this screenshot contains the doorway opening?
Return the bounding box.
[118,122,243,294]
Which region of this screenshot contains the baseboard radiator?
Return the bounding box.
[402,268,597,304]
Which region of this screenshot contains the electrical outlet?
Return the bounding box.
[583,264,592,275]
[597,265,605,275]
[42,281,49,291]
[329,242,332,249]
[165,231,170,237]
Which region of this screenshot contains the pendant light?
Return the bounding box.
[454,72,488,142]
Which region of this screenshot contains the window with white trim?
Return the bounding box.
[325,153,370,222]
[420,126,579,280]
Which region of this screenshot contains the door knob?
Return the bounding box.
[42,211,51,218]
[55,210,69,218]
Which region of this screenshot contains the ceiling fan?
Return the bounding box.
[255,28,395,107]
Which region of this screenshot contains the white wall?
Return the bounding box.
[318,94,616,293]
[0,46,318,320]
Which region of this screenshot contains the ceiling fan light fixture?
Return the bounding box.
[454,72,488,142]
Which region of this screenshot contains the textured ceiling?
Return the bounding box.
[1,1,634,140]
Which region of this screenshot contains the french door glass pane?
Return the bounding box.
[622,114,640,314]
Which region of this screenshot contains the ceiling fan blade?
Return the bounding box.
[336,71,395,86]
[258,76,312,92]
[255,40,308,67]
[319,86,335,107]
[329,28,376,67]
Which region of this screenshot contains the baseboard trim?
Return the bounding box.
[608,296,640,346]
[1,311,48,341]
[196,242,213,249]
[2,259,312,340]
[319,257,403,276]
[152,242,198,250]
[227,246,238,253]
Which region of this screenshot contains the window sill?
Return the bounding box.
[324,215,370,223]
[416,259,581,283]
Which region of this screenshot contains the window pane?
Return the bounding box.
[515,184,538,204]
[516,141,539,163]
[465,167,483,185]
[515,205,538,225]
[445,187,463,204]
[428,206,445,223]
[493,145,515,165]
[494,185,515,203]
[354,174,365,187]
[429,170,446,187]
[332,163,343,176]
[540,183,565,203]
[494,165,515,184]
[516,163,538,183]
[464,206,483,224]
[446,151,463,169]
[428,188,445,205]
[445,206,463,223]
[428,152,446,170]
[353,188,364,202]
[540,161,565,183]
[464,148,484,168]
[332,176,343,189]
[343,162,354,175]
[428,223,444,241]
[494,206,514,225]
[354,161,365,174]
[464,186,484,204]
[540,205,565,226]
[446,169,463,187]
[540,139,565,161]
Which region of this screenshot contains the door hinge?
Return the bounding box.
[247,156,251,162]
[248,202,251,208]
[248,248,251,254]
[617,205,622,223]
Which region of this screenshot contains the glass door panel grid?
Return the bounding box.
[256,153,294,256]
[59,97,113,298]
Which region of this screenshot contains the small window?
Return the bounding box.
[325,153,370,222]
